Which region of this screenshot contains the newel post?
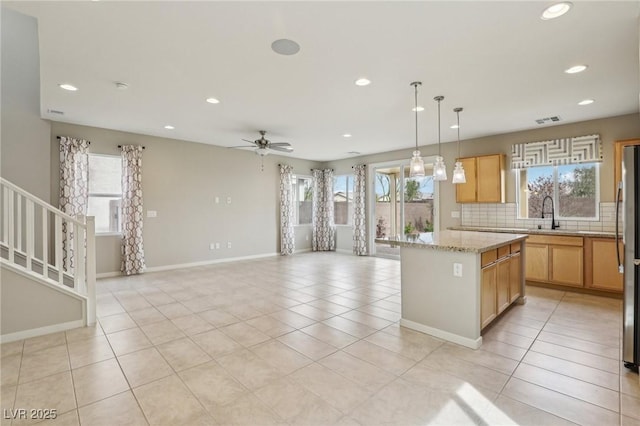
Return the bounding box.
[86,216,97,325]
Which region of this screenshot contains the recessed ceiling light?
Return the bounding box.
[565,64,588,74]
[59,83,78,91]
[541,2,572,20]
[164,125,175,130]
[343,134,352,138]
[271,39,300,56]
[348,151,361,155]
[355,78,371,86]
[578,99,594,106]
[115,82,128,90]
[206,97,220,104]
[450,124,459,129]
[412,106,425,112]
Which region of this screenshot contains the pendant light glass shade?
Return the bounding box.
[409,82,425,178]
[433,96,447,181]
[433,156,447,180]
[452,161,466,183]
[452,107,466,184]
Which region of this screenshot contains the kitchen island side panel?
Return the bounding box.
[400,246,481,344]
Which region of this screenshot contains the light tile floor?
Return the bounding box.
[1,252,639,425]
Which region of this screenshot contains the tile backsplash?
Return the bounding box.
[460,202,619,233]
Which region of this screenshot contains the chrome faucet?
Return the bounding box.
[541,195,559,230]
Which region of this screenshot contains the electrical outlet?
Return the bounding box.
[209,243,215,250]
[226,196,232,204]
[305,235,309,241]
[215,242,220,249]
[453,263,463,277]
[215,197,219,204]
[227,242,231,249]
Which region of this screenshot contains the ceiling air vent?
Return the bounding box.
[47,109,65,115]
[535,116,562,125]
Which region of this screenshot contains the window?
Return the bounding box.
[333,175,354,225]
[517,163,599,219]
[292,175,312,225]
[87,154,122,234]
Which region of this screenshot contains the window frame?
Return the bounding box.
[515,162,600,221]
[87,153,123,236]
[333,174,354,227]
[292,174,313,226]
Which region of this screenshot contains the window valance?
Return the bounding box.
[511,134,602,169]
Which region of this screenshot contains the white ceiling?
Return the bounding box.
[5,1,640,161]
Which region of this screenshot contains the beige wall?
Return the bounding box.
[50,122,321,274]
[326,113,640,251]
[1,267,83,336]
[1,8,51,201]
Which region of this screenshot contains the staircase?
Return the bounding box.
[0,178,96,341]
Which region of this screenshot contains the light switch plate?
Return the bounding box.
[147,210,157,218]
[451,211,460,218]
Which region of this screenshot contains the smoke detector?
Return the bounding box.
[115,82,129,90]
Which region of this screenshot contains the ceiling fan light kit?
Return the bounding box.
[230,130,293,170]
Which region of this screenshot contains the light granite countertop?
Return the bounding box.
[448,226,617,239]
[375,230,527,254]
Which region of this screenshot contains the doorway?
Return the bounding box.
[369,158,438,258]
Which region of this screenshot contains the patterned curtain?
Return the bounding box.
[279,164,295,255]
[353,164,367,256]
[312,169,336,251]
[59,137,89,271]
[121,145,146,275]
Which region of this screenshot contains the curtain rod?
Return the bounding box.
[351,165,367,168]
[56,136,90,144]
[310,168,334,171]
[118,145,146,149]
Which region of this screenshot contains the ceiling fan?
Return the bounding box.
[230,130,293,156]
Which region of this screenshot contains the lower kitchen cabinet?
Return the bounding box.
[525,243,548,282]
[584,237,624,292]
[481,242,523,330]
[481,264,497,329]
[549,245,583,287]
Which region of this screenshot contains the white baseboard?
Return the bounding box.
[336,249,353,255]
[0,319,85,344]
[400,318,482,350]
[143,252,279,274]
[97,271,122,279]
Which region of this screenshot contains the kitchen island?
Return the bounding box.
[377,230,528,349]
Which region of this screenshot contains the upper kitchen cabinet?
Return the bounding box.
[456,154,505,203]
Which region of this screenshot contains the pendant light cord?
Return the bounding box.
[434,96,444,157]
[413,83,419,151]
[454,107,463,159]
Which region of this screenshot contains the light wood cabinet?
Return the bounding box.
[456,154,505,204]
[549,245,583,287]
[525,243,549,281]
[584,238,624,292]
[481,264,497,329]
[480,242,523,329]
[525,234,587,288]
[496,257,510,314]
[509,252,522,302]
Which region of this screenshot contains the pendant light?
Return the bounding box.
[409,81,425,178]
[433,95,447,181]
[452,107,466,184]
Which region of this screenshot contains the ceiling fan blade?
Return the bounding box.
[269,142,292,147]
[269,145,294,152]
[241,139,258,144]
[227,145,256,149]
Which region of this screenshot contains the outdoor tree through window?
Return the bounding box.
[518,163,599,219]
[87,154,122,233]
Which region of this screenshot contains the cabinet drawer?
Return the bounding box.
[510,242,521,253]
[527,234,583,246]
[497,245,510,259]
[481,249,497,267]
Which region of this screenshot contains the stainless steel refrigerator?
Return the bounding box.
[619,145,640,371]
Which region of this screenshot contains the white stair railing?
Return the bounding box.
[0,178,96,325]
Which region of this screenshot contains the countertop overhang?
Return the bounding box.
[375,230,527,254]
